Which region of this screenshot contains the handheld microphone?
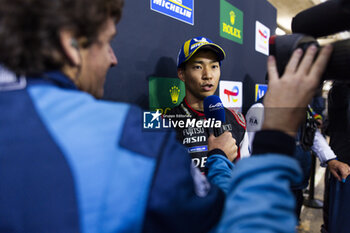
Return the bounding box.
[204,95,225,137]
[292,0,350,38]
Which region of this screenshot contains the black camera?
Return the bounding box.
[269,0,350,81]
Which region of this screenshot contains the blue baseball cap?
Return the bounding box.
[177,36,226,68]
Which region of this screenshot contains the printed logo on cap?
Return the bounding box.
[150,0,194,25]
[220,0,243,44]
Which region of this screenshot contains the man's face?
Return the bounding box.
[178,50,221,101]
[78,18,117,99]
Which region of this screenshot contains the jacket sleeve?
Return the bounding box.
[206,155,235,194]
[312,130,336,166]
[213,155,302,233]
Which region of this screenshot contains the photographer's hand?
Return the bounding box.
[262,44,333,137]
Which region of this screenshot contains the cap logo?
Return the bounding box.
[184,39,191,58]
[178,36,225,67]
[193,37,208,43]
[190,42,209,50]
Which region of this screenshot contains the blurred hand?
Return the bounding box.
[208,131,237,162]
[328,159,350,182]
[262,44,333,137]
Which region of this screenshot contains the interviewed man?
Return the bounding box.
[166,37,249,172]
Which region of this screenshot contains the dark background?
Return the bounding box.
[104,0,276,113]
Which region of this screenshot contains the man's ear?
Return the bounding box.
[59,30,81,66]
[177,68,186,82]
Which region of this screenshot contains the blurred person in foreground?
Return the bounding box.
[0,0,332,232]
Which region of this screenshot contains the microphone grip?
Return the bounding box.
[214,125,224,137]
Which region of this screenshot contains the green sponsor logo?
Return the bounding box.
[149,76,186,114]
[220,0,243,44]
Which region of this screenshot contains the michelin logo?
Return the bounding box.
[151,0,194,25]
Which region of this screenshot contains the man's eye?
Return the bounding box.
[212,65,219,69]
[193,65,202,70]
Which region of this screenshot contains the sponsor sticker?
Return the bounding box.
[220,0,243,44]
[150,0,194,25]
[183,136,206,145]
[255,84,268,101]
[255,21,270,55]
[149,76,186,115]
[188,145,208,153]
[219,81,243,109]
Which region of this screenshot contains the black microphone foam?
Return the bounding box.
[292,0,350,38]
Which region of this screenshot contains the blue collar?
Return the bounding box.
[28,71,78,90]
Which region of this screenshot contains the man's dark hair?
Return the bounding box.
[0,0,124,75]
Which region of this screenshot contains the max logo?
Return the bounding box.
[224,86,239,102]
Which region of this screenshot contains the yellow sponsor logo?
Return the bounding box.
[222,22,241,39]
[230,11,236,25]
[170,86,180,104]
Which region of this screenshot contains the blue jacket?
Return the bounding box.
[0,70,301,233]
